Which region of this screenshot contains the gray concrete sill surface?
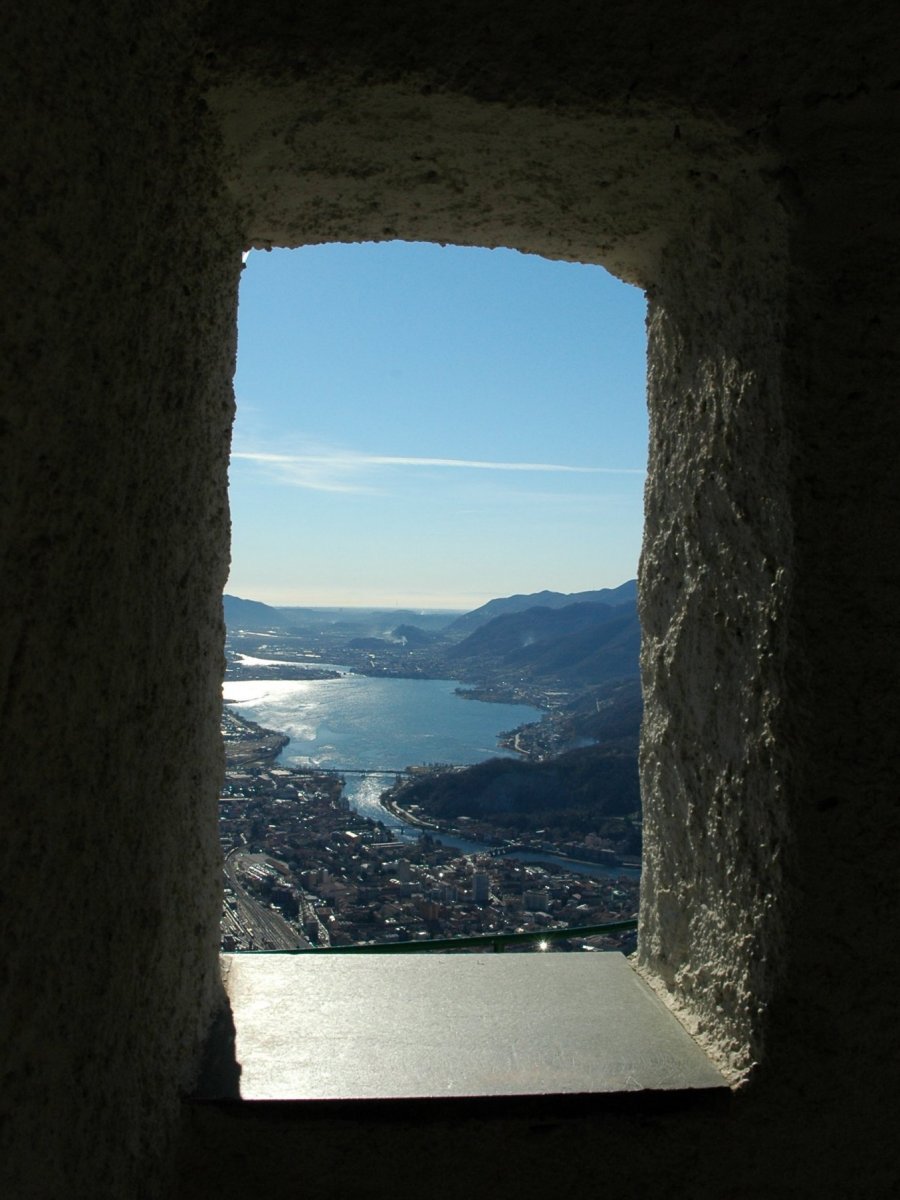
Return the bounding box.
[215,951,727,1102]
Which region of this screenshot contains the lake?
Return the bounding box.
[223,672,639,879]
[223,672,541,775]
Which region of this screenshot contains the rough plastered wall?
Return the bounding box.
[182,4,900,1198]
[3,1,899,1197]
[636,181,792,1080]
[0,4,238,1196]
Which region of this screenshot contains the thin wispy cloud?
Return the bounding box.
[230,451,377,495]
[232,447,644,493]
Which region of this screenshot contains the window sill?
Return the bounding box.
[211,950,727,1102]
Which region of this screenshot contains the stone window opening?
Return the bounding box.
[222,240,647,958]
[207,236,744,1104]
[6,9,895,1196]
[195,83,799,1098]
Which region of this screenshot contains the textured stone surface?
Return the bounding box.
[209,75,758,286]
[636,181,793,1078]
[1,5,239,1196]
[3,2,899,1197]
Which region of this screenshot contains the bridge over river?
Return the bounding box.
[320,766,447,778]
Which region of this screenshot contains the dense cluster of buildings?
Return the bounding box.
[219,710,639,952]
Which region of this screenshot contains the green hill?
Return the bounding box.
[397,742,640,835]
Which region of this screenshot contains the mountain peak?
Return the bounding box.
[447,580,636,638]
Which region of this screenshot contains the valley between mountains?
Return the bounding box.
[224,581,642,862]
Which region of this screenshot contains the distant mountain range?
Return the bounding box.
[447,599,640,685]
[222,594,289,631]
[223,596,455,637]
[223,581,639,646]
[223,582,640,688]
[445,580,637,638]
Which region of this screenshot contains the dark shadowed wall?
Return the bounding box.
[2,3,898,1197]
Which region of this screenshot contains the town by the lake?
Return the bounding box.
[220,707,639,954]
[220,587,643,954]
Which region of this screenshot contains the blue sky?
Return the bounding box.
[227,242,647,610]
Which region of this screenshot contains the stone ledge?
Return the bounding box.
[209,951,728,1101]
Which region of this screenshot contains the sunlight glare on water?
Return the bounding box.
[222,674,541,774]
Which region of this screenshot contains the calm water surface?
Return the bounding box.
[223,673,540,773]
